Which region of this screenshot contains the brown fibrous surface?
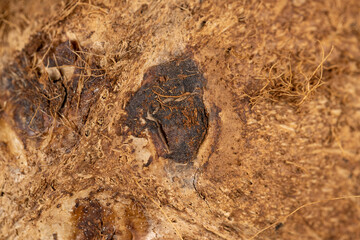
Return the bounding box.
[1,0,360,239]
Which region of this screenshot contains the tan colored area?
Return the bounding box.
[1,0,360,239]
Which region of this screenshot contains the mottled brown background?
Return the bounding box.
[1,0,360,239]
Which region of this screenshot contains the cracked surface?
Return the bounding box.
[125,56,208,163]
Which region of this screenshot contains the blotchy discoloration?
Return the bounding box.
[125,55,208,163]
[72,198,116,240]
[0,35,107,150]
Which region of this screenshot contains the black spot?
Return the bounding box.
[200,20,207,28]
[136,4,148,15]
[275,222,283,230]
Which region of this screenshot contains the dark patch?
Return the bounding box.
[135,4,148,15]
[200,20,207,28]
[23,31,50,56]
[1,32,107,150]
[125,56,208,163]
[13,98,53,137]
[72,198,116,240]
[43,40,78,67]
[275,222,283,230]
[143,156,153,167]
[52,233,58,240]
[60,82,69,110]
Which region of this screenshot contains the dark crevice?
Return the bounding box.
[59,81,68,113]
[156,120,169,149]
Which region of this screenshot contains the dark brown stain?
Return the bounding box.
[72,198,116,240]
[43,40,79,68]
[23,31,51,56]
[125,55,208,163]
[1,32,108,148]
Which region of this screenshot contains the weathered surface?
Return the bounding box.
[72,198,116,239]
[125,56,208,163]
[1,0,360,239]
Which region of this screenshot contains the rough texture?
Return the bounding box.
[1,0,360,239]
[125,56,208,163]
